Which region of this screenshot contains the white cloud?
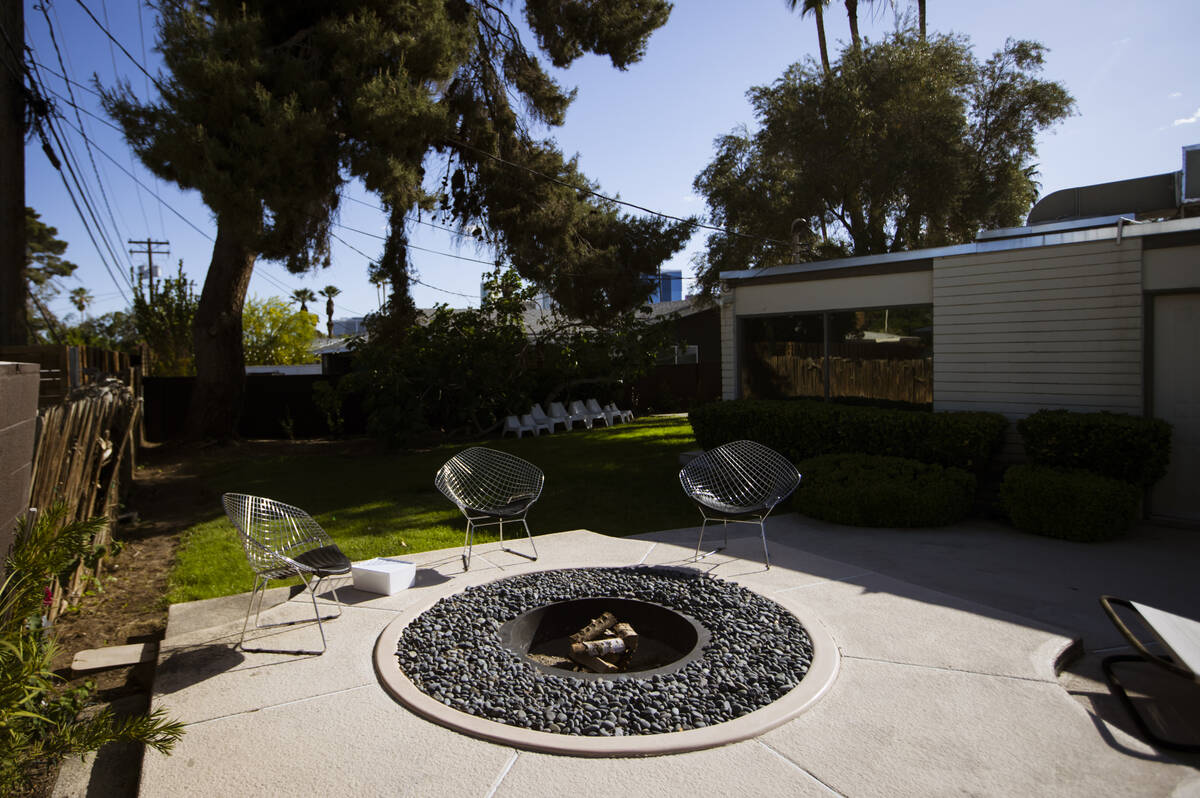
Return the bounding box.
[1173,107,1200,126]
[1169,91,1183,99]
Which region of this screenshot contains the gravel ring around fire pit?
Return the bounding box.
[394,566,813,737]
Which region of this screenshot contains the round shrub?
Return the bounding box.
[794,454,976,527]
[1000,464,1140,542]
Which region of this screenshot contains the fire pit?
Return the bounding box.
[385,566,832,752]
[499,597,710,678]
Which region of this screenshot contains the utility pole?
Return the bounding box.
[0,0,25,345]
[128,238,169,300]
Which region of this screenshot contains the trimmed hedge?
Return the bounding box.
[795,454,976,527]
[689,399,1007,472]
[1000,464,1140,541]
[1017,409,1171,488]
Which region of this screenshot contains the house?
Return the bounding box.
[717,145,1200,522]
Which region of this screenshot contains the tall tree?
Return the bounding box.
[319,285,341,337]
[693,30,1074,294]
[788,0,831,76]
[290,288,316,314]
[845,0,860,48]
[103,0,675,440]
[23,208,80,342]
[68,287,92,315]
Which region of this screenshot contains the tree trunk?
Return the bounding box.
[918,0,926,39]
[184,216,257,441]
[815,5,831,76]
[844,0,860,48]
[0,0,26,346]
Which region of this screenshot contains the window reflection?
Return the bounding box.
[740,307,932,405]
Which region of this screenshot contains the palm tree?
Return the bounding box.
[787,0,831,76]
[369,272,388,309]
[290,288,316,313]
[917,0,926,39]
[68,287,92,316]
[845,0,860,49]
[319,285,341,337]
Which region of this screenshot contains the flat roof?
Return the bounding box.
[720,215,1200,283]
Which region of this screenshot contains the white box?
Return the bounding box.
[352,557,416,595]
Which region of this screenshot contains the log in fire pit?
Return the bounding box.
[498,597,710,678]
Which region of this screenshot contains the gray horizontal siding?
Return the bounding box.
[933,239,1143,424]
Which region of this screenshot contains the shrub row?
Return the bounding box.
[688,399,1007,472]
[999,464,1141,542]
[1017,409,1172,488]
[795,454,976,528]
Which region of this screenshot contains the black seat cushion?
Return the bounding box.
[293,545,352,576]
[466,495,536,518]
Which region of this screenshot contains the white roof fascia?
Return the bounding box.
[719,216,1200,283]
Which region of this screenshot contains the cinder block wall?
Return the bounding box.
[0,362,40,565]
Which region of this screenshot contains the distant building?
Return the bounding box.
[330,317,366,337]
[650,270,682,303]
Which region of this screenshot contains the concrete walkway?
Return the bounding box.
[129,517,1199,797]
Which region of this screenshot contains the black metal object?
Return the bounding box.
[498,597,710,681]
[1099,595,1200,752]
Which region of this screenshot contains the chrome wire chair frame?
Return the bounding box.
[222,493,351,655]
[435,447,544,571]
[678,440,801,570]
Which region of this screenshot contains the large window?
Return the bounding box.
[740,306,932,405]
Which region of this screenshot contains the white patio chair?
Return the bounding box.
[678,440,800,569]
[435,447,544,571]
[524,412,551,436]
[1100,596,1200,752]
[586,398,620,427]
[569,399,605,429]
[502,414,537,438]
[531,403,567,433]
[606,402,634,423]
[550,400,589,430]
[222,493,351,655]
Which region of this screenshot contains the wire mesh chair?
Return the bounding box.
[678,440,800,569]
[222,493,352,655]
[435,447,544,571]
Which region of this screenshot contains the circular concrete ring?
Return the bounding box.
[373,569,840,757]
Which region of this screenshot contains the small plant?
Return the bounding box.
[1,503,184,793]
[794,453,976,527]
[1000,464,1140,542]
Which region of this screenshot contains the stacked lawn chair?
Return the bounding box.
[501,399,635,437]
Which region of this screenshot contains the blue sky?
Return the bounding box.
[22,0,1200,324]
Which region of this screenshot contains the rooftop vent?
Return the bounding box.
[1026,144,1200,226]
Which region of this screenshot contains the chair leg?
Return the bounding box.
[501,518,538,561]
[462,519,476,571]
[1102,654,1200,752]
[694,516,727,561]
[240,575,267,650]
[758,517,771,570]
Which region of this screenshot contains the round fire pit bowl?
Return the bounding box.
[374,566,840,757]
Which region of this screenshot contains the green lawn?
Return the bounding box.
[167,416,700,603]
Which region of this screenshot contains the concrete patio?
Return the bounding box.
[91,516,1200,796]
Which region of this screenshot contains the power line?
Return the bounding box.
[331,232,479,300]
[38,2,135,276]
[334,222,498,266]
[444,136,791,247]
[71,0,165,93]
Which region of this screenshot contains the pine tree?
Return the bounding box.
[102,0,676,440]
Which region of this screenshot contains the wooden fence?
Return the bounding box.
[743,344,932,404]
[27,379,141,621]
[0,344,136,407]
